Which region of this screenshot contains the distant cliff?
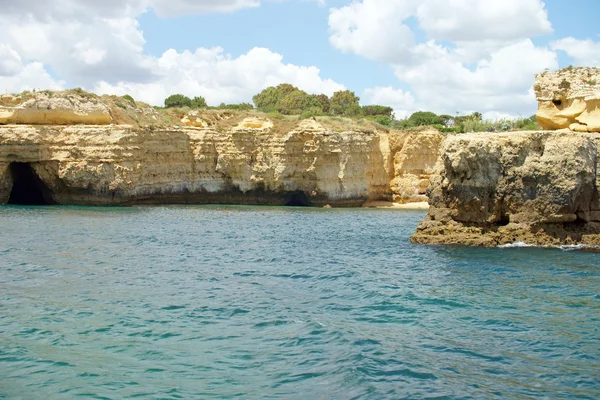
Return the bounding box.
[411,131,600,247]
[0,91,444,207]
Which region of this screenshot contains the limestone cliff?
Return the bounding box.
[0,116,444,207]
[411,131,600,247]
[535,67,600,132]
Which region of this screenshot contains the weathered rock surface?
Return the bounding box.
[0,91,112,125]
[535,67,600,132]
[388,129,444,204]
[0,121,444,207]
[411,131,600,247]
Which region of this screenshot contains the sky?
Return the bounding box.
[0,0,598,119]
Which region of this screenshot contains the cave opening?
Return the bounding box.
[495,213,510,227]
[284,191,312,207]
[7,162,56,205]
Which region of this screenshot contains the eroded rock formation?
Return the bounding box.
[0,117,444,207]
[535,67,600,132]
[411,131,600,247]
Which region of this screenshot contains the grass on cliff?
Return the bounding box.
[0,88,539,134]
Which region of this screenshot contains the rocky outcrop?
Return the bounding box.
[0,118,445,207]
[535,67,600,132]
[0,91,112,125]
[411,131,600,247]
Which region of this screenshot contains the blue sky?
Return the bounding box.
[0,0,599,118]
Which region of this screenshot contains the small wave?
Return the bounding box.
[498,242,600,252]
[558,244,600,252]
[498,242,535,248]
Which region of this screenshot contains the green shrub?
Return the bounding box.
[310,94,331,113]
[362,105,394,118]
[365,115,393,126]
[559,79,571,90]
[265,111,285,120]
[253,84,298,112]
[300,106,326,119]
[406,111,446,127]
[277,89,313,115]
[115,101,127,110]
[190,96,207,108]
[165,94,192,108]
[330,90,360,116]
[217,103,254,111]
[122,94,136,106]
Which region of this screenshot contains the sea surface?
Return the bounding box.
[0,205,599,399]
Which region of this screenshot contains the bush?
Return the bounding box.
[407,111,445,127]
[217,103,254,111]
[190,96,207,108]
[253,84,298,112]
[165,94,192,108]
[310,94,331,113]
[300,106,326,119]
[365,115,393,126]
[265,111,285,120]
[277,90,313,115]
[122,94,136,106]
[330,90,360,116]
[362,105,394,118]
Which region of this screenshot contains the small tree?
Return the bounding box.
[164,94,192,108]
[253,83,298,112]
[190,96,207,108]
[330,90,360,116]
[277,90,312,115]
[310,94,331,113]
[407,111,443,127]
[362,105,394,118]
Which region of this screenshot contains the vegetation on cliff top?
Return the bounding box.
[1,87,540,133]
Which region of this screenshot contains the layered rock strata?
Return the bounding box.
[535,67,600,132]
[0,92,112,125]
[0,120,444,207]
[411,131,600,247]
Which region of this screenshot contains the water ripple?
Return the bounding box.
[0,205,599,399]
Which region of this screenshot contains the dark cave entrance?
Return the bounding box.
[8,162,56,205]
[284,191,312,207]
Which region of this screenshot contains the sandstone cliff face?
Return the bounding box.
[412,131,600,247]
[388,129,444,204]
[535,67,600,132]
[0,119,444,207]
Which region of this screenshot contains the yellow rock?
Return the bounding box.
[535,67,600,132]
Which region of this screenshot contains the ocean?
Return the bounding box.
[1,205,599,399]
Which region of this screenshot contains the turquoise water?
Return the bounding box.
[1,205,599,399]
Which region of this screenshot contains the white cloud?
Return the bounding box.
[331,0,557,117]
[1,15,155,86]
[0,62,65,94]
[0,0,341,106]
[94,47,345,106]
[1,0,262,20]
[392,39,557,116]
[0,44,23,76]
[416,0,552,42]
[328,0,418,63]
[551,37,600,67]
